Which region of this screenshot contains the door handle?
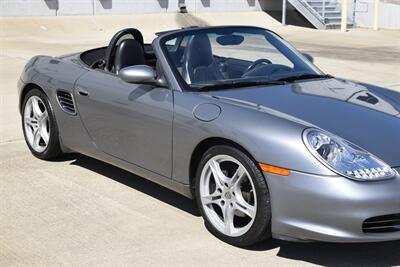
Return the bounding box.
[77,88,89,96]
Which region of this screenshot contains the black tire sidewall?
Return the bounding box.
[195,145,271,247]
[21,89,62,160]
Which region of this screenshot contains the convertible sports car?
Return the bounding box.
[18,26,400,246]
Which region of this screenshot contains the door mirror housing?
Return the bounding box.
[302,53,314,63]
[119,65,167,87]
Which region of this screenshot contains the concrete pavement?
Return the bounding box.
[1,12,400,266]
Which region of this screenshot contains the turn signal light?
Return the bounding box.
[259,163,291,176]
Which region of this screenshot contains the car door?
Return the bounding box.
[74,69,173,177]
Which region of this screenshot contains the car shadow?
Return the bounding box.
[275,240,400,266]
[66,153,200,217]
[62,154,400,265]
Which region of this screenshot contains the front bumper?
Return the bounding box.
[266,167,400,242]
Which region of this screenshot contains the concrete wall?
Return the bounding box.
[354,0,400,30]
[1,0,398,30]
[0,0,262,16]
[0,0,59,16]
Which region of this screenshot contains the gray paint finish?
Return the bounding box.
[209,78,400,167]
[18,26,400,243]
[75,70,173,177]
[171,90,336,185]
[193,103,221,121]
[267,170,400,242]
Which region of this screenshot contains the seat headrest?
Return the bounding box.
[182,34,214,83]
[186,34,214,69]
[114,39,145,74]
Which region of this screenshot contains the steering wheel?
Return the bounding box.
[102,28,144,72]
[242,64,293,79]
[90,59,103,69]
[246,59,272,72]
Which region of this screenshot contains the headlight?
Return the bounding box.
[303,128,397,181]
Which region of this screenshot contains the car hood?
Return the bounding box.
[208,78,400,167]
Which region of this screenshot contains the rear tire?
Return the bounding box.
[195,145,271,247]
[22,88,63,160]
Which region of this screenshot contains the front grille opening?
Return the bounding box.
[363,213,400,233]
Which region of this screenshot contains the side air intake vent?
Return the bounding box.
[57,90,76,115]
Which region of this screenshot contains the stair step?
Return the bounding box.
[319,11,341,13]
[325,16,343,20]
[308,2,333,7]
[325,21,353,25]
[320,12,342,17]
[306,0,337,2]
[313,5,338,9]
[307,1,333,3]
[307,1,337,5]
[292,0,352,29]
[325,23,354,29]
[323,15,343,19]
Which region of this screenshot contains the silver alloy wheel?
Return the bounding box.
[200,154,257,237]
[23,96,50,153]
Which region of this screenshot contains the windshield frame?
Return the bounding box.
[158,26,324,92]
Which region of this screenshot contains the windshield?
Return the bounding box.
[161,27,324,91]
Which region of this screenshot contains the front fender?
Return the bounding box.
[19,55,89,108]
[18,55,90,153]
[172,91,336,185]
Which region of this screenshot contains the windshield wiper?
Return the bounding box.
[196,80,286,91]
[277,73,333,82]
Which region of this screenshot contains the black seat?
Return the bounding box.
[114,39,145,74]
[181,34,224,84]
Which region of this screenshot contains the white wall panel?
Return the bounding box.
[0,0,57,16]
[58,0,93,15]
[94,0,168,15]
[354,0,400,29]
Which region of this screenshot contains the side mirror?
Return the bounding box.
[119,65,167,87]
[302,53,314,63]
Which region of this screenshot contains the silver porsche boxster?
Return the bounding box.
[18,26,400,247]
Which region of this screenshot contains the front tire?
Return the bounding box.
[195,145,271,247]
[22,89,63,160]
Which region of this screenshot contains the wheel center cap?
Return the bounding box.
[224,192,232,199]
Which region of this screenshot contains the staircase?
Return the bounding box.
[287,0,353,29]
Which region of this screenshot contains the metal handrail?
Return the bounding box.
[298,0,326,23]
